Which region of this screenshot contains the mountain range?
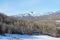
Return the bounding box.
[12,10,60,20]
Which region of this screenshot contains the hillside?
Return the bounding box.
[0,10,60,37]
[0,13,41,35]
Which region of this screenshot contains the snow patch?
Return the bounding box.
[0,34,60,40]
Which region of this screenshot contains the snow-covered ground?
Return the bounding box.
[24,35,60,40]
[0,34,60,40]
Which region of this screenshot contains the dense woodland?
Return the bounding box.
[0,12,60,37]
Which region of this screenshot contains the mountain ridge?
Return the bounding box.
[12,10,60,20]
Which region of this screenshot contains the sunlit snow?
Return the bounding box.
[0,34,60,40]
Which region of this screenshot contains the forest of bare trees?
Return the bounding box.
[0,13,60,37]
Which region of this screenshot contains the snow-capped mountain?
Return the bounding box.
[12,10,60,20]
[14,11,34,17]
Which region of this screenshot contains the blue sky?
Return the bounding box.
[0,0,60,16]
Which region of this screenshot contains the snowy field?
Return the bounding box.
[0,34,60,40]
